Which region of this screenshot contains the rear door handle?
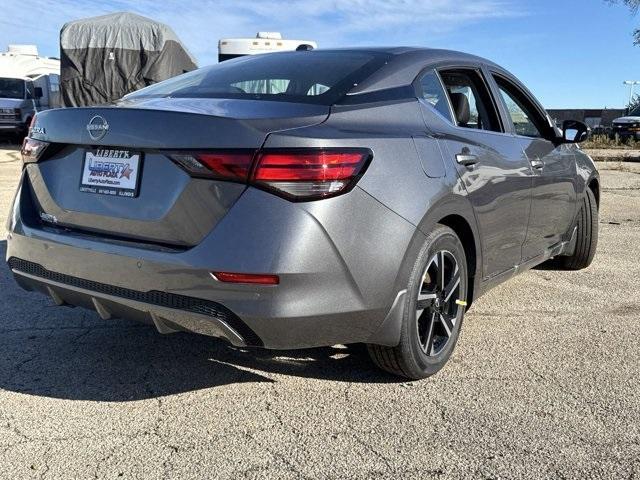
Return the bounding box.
[456,154,478,166]
[530,158,544,170]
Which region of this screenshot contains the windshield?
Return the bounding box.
[0,78,25,99]
[125,51,390,105]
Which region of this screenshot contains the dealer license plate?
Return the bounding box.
[80,149,142,197]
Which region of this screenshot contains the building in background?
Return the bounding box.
[218,32,317,62]
[0,45,61,138]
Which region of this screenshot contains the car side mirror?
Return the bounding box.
[562,120,589,143]
[34,87,43,99]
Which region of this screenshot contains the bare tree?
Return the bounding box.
[608,0,640,43]
[629,94,640,113]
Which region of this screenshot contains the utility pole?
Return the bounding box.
[623,80,640,107]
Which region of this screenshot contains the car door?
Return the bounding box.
[419,67,533,280]
[489,72,577,262]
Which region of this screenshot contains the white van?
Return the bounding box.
[0,45,61,138]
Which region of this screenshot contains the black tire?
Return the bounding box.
[367,225,468,379]
[554,187,599,270]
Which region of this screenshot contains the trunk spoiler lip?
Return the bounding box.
[111,97,331,120]
[29,101,330,147]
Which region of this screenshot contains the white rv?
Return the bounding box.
[0,45,61,138]
[218,32,317,62]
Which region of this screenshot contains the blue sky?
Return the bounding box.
[1,0,638,108]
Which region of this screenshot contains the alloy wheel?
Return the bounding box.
[416,250,463,356]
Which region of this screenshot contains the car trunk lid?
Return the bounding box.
[24,99,329,247]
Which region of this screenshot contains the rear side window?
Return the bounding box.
[439,69,502,133]
[419,70,454,123]
[126,51,390,105]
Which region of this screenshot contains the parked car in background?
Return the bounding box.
[8,48,599,379]
[610,105,640,141]
[0,45,60,140]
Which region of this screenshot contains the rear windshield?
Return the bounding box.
[125,51,390,105]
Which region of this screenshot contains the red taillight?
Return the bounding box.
[170,151,254,181]
[170,148,371,201]
[21,137,49,163]
[253,151,365,181]
[212,271,280,285]
[252,149,371,200]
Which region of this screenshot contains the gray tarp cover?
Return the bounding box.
[60,12,197,107]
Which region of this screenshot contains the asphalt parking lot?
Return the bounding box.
[0,141,638,479]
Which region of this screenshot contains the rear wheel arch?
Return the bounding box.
[437,214,478,307]
[414,193,481,306]
[367,224,469,378]
[368,203,480,347]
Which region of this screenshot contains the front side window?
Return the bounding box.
[439,69,502,133]
[419,70,453,123]
[494,77,544,138]
[125,51,390,105]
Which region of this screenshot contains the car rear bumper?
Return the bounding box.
[9,257,257,347]
[6,184,418,349]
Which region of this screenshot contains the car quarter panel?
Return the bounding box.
[263,99,483,302]
[265,100,457,227]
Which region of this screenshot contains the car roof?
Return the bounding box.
[306,47,505,96]
[313,46,492,59]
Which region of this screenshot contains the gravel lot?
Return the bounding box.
[0,140,638,479]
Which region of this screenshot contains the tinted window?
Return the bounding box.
[126,51,390,105]
[494,77,545,138]
[419,70,453,122]
[439,70,502,132]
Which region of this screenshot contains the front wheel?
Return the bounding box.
[367,225,468,379]
[555,187,599,270]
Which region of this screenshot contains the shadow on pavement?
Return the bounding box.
[0,241,397,402]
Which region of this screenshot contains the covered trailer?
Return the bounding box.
[60,12,197,107]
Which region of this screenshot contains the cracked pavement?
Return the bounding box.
[0,143,639,479]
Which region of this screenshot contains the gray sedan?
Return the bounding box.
[8,48,599,379]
